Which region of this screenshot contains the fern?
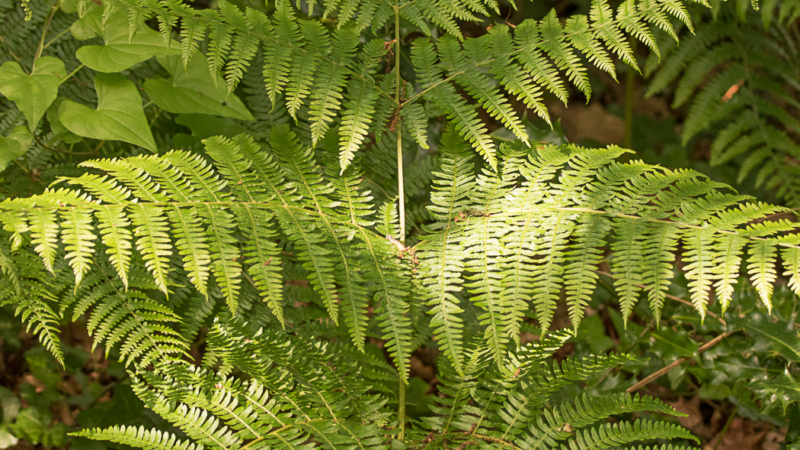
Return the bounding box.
[1,0,792,447]
[3,129,800,374]
[38,0,714,172]
[67,323,696,449]
[646,2,800,206]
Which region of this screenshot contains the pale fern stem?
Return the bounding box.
[394,0,407,441]
[623,41,637,150]
[395,7,405,245]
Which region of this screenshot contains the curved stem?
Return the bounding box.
[43,26,71,51]
[34,0,60,63]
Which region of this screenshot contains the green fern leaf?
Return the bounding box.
[73,425,203,450]
[591,0,638,71]
[309,28,359,146]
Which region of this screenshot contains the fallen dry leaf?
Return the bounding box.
[548,102,624,145]
[762,430,786,450]
[702,418,768,450]
[666,396,720,440]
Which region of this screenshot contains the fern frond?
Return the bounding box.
[339,78,379,172]
[416,130,476,373]
[309,28,359,147]
[591,0,638,71]
[648,9,800,206]
[180,15,206,70]
[411,38,496,170]
[0,255,65,365]
[563,420,698,450]
[747,238,778,312]
[73,426,203,450]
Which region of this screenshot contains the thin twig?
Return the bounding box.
[34,0,60,62]
[626,331,733,393]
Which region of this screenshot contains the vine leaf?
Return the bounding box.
[58,73,156,152]
[46,98,83,144]
[74,8,179,73]
[143,55,255,121]
[0,126,33,171]
[0,57,66,130]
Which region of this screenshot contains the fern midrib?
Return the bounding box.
[225,350,315,421]
[240,205,283,320]
[646,223,674,305]
[203,203,241,308]
[11,199,800,278]
[132,204,170,292]
[475,216,504,357]
[226,32,258,92]
[471,176,505,355]
[304,421,344,448]
[431,227,465,374]
[340,174,411,377]
[333,421,369,450]
[169,207,209,296]
[536,212,571,331]
[202,394,263,440]
[208,150,342,309]
[98,206,131,287]
[285,158,357,323]
[172,406,234,449]
[242,390,287,426]
[441,375,469,434]
[417,206,800,250]
[63,208,90,285]
[423,431,520,449]
[310,353,366,421]
[340,80,373,161]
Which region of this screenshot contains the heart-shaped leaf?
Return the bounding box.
[144,55,254,121]
[0,126,33,171]
[0,57,66,130]
[46,98,83,144]
[74,8,179,73]
[58,73,156,152]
